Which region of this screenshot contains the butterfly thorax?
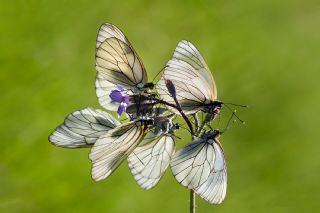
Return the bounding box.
[202,130,221,142]
[203,100,223,113]
[134,117,155,130]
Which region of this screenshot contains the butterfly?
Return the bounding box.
[170,130,227,204]
[156,40,223,120]
[95,23,155,117]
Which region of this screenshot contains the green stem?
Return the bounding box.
[190,189,195,213]
[190,134,196,213]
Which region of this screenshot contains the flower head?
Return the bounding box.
[109,85,131,116]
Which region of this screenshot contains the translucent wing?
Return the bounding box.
[49,108,120,148]
[171,138,214,189]
[89,122,146,181]
[137,130,159,147]
[195,141,227,204]
[128,135,175,189]
[95,23,148,110]
[173,40,216,93]
[156,40,217,114]
[96,23,129,48]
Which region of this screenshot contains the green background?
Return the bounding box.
[1,0,320,212]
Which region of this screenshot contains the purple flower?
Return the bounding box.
[109,86,131,116]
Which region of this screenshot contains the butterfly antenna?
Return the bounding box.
[224,102,248,108]
[152,65,167,83]
[221,112,237,134]
[224,104,245,124]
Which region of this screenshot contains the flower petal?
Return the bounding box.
[110,90,124,103]
[123,96,130,104]
[117,104,124,117]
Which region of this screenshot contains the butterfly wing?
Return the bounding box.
[128,135,175,189]
[48,108,120,148]
[195,141,227,204]
[89,122,146,181]
[95,23,148,110]
[173,40,217,94]
[96,23,129,48]
[157,40,217,114]
[170,138,214,189]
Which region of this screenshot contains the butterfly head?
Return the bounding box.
[204,100,223,113]
[137,82,155,91]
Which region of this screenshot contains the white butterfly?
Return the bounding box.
[95,23,154,116]
[49,107,120,148]
[156,40,222,116]
[170,130,227,204]
[127,116,178,189]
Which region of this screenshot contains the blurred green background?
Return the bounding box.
[1,0,320,212]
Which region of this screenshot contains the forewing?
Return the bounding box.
[89,122,146,181]
[49,108,120,148]
[128,136,175,189]
[173,40,217,96]
[195,141,227,204]
[96,23,129,48]
[95,24,148,110]
[170,138,216,189]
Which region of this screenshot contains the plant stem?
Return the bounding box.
[190,134,196,213]
[190,189,196,213]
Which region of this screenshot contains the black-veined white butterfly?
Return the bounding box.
[170,130,227,204]
[95,23,154,117]
[127,114,179,189]
[156,40,223,118]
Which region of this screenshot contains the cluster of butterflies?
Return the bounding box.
[49,23,239,205]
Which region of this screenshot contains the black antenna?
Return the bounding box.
[151,65,167,83]
[221,112,237,133]
[224,104,245,124]
[224,102,248,108]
